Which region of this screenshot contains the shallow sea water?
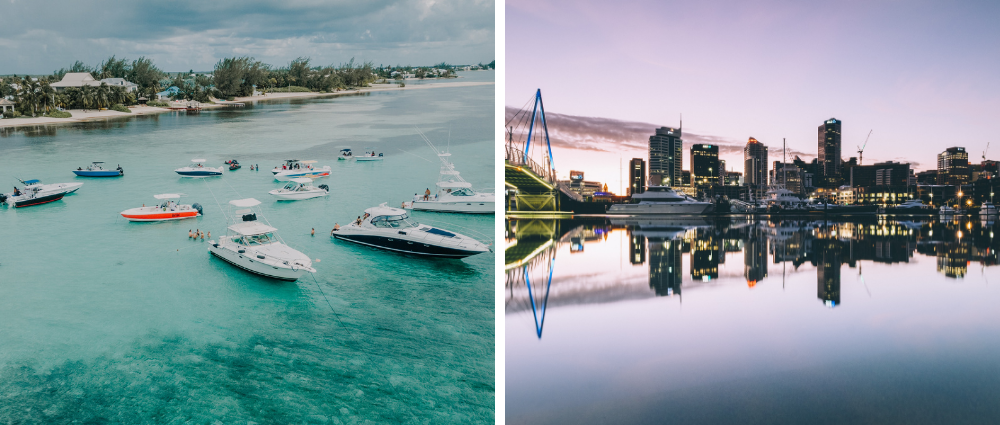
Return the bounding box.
[0,72,495,423]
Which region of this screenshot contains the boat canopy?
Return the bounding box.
[230,198,261,207]
[154,193,184,200]
[290,178,312,184]
[92,161,104,164]
[191,159,206,163]
[300,160,317,164]
[340,148,352,152]
[228,221,278,236]
[436,181,473,189]
[23,179,40,185]
[365,203,407,217]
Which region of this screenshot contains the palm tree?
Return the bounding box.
[96,83,110,109]
[80,85,95,110]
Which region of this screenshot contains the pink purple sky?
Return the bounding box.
[506,0,1000,192]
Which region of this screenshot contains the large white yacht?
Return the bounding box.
[208,198,316,281]
[404,131,493,214]
[608,186,713,215]
[980,202,998,218]
[332,204,490,258]
[764,186,807,212]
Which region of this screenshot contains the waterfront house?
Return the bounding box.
[100,78,139,93]
[0,98,14,116]
[50,72,103,92]
[156,86,180,100]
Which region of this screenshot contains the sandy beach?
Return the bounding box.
[0,80,493,129]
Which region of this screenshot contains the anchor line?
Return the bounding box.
[308,273,415,423]
[202,178,228,223]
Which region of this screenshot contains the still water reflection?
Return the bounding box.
[506,217,1000,424]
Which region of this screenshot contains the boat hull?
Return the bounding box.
[268,189,327,200]
[607,203,713,215]
[121,211,200,222]
[409,200,495,214]
[355,157,383,161]
[11,192,65,208]
[208,245,307,281]
[273,167,332,181]
[176,170,223,177]
[331,233,486,258]
[73,170,122,177]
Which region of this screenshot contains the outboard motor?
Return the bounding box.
[192,203,203,216]
[318,184,329,192]
[117,165,124,176]
[0,193,6,204]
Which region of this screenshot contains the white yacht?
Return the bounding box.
[980,202,998,218]
[763,186,807,212]
[20,178,83,195]
[208,198,316,281]
[355,150,384,161]
[1,184,66,208]
[939,205,958,215]
[608,186,713,215]
[268,178,329,201]
[272,160,331,181]
[405,146,494,213]
[332,204,490,258]
[175,159,224,177]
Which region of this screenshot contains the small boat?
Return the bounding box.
[2,184,65,208]
[404,149,493,214]
[884,199,934,215]
[21,179,84,195]
[268,178,329,201]
[355,150,384,161]
[73,162,123,177]
[208,198,316,281]
[229,160,241,171]
[175,159,224,177]
[940,205,958,216]
[331,203,490,258]
[120,194,203,222]
[337,149,354,161]
[980,202,998,218]
[608,186,714,215]
[272,160,331,181]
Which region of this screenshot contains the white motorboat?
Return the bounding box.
[608,186,713,215]
[21,178,83,195]
[1,184,65,208]
[268,178,329,201]
[175,159,224,177]
[120,194,203,222]
[355,150,384,161]
[980,202,999,218]
[337,149,354,161]
[764,186,807,212]
[939,205,958,216]
[272,160,331,181]
[331,204,490,258]
[208,198,316,281]
[884,199,934,214]
[403,140,494,213]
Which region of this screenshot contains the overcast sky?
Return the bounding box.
[507,0,1000,186]
[0,0,494,73]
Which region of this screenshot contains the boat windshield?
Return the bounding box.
[371,214,418,229]
[235,232,275,246]
[449,188,475,196]
[282,182,300,191]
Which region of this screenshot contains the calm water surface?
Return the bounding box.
[0,72,494,423]
[506,215,1000,424]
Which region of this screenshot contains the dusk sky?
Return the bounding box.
[506,0,1000,190]
[0,0,494,74]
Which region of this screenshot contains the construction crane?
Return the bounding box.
[983,142,990,162]
[857,130,872,165]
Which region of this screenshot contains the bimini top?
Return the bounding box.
[229,198,261,207]
[154,193,184,200]
[364,203,408,217]
[300,160,317,164]
[228,221,278,236]
[92,161,104,164]
[23,179,40,185]
[436,181,473,189]
[340,148,352,152]
[290,178,313,184]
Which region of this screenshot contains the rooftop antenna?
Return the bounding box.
[857,130,872,165]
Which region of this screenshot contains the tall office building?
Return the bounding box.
[628,158,646,196]
[690,144,719,187]
[744,137,768,196]
[937,147,970,185]
[718,159,727,182]
[648,126,683,187]
[818,118,842,188]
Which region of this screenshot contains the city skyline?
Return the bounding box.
[507,0,1000,190]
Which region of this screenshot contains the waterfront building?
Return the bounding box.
[100,78,139,93]
[744,137,768,198]
[648,126,683,187]
[937,147,970,185]
[718,159,727,183]
[848,161,911,188]
[50,72,103,92]
[681,170,691,187]
[818,118,843,188]
[771,162,804,195]
[629,158,646,196]
[0,98,13,115]
[916,170,938,185]
[724,171,742,186]
[690,144,719,188]
[564,170,603,199]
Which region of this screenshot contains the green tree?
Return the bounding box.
[97,55,130,79]
[128,57,165,97]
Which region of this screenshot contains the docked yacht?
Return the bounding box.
[331,204,490,258]
[268,178,329,201]
[338,149,354,160]
[404,145,494,213]
[175,159,224,177]
[208,198,316,281]
[763,186,807,213]
[272,160,331,181]
[120,194,203,222]
[884,199,934,214]
[73,162,123,177]
[2,184,65,208]
[939,205,958,216]
[607,186,713,215]
[980,202,998,218]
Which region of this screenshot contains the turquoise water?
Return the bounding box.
[0,72,495,423]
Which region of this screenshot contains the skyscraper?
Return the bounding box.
[690,144,719,188]
[744,137,768,196]
[628,158,646,196]
[818,118,842,188]
[937,147,970,185]
[648,126,682,187]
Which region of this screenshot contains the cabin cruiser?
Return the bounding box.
[175,159,224,177]
[764,186,807,213]
[980,202,998,218]
[208,198,316,281]
[2,184,65,208]
[331,204,490,258]
[355,151,384,161]
[73,162,123,177]
[939,205,958,216]
[404,150,494,214]
[608,186,713,215]
[805,200,878,215]
[272,160,331,181]
[268,178,329,201]
[884,199,934,214]
[338,149,354,160]
[120,194,203,222]
[21,179,83,195]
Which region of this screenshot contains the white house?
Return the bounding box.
[100,78,139,93]
[50,72,103,91]
[0,98,14,116]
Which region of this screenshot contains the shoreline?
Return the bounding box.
[0,80,493,129]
